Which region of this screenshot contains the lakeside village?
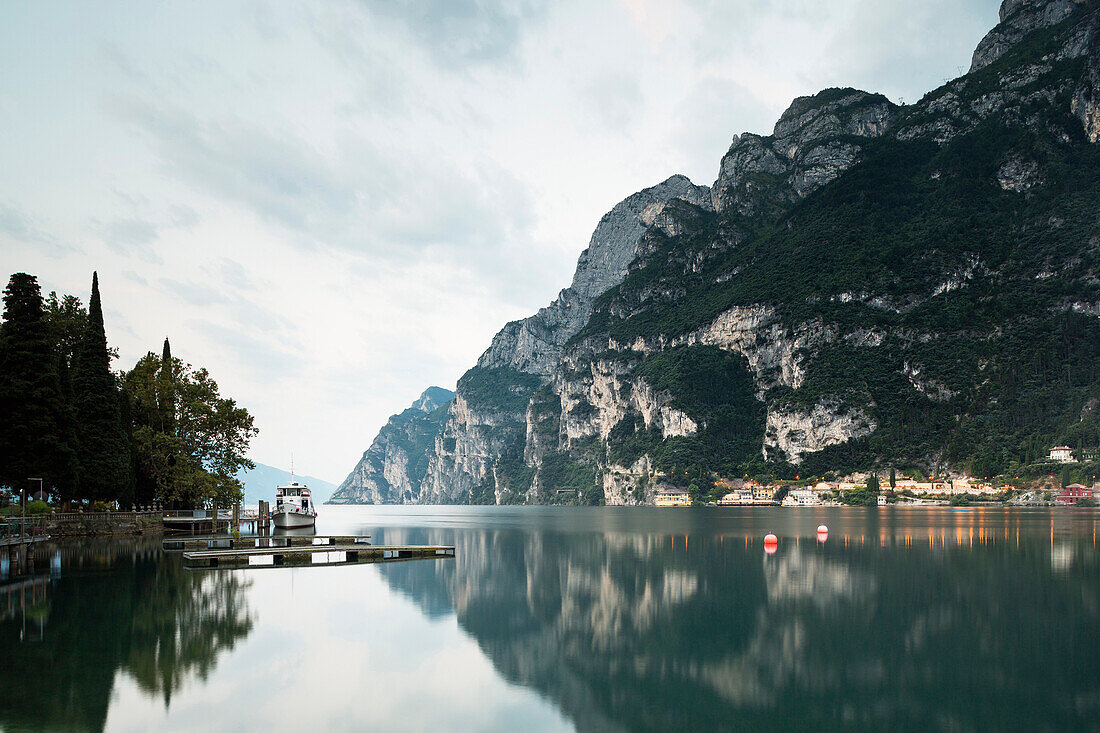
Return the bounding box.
[653,445,1100,508]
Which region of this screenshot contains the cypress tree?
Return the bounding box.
[72,272,130,504]
[158,337,175,433]
[0,273,78,499]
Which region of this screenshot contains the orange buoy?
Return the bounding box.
[817,525,828,534]
[764,533,778,545]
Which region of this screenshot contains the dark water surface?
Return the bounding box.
[3,506,1100,732]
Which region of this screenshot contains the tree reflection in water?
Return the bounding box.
[0,537,252,732]
[374,524,1100,731]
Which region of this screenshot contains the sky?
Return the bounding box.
[0,0,1001,483]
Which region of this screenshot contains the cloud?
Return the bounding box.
[93,205,199,263]
[187,318,303,383]
[160,277,231,307]
[108,93,538,282]
[122,269,148,286]
[356,0,550,67]
[0,201,77,257]
[581,74,643,132]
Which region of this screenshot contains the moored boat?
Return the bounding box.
[272,482,317,529]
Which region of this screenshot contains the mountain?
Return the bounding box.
[236,463,338,505]
[327,387,455,504]
[340,0,1100,505]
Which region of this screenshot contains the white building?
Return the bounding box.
[1049,446,1075,463]
[782,489,821,507]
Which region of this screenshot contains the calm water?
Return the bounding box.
[3,506,1100,732]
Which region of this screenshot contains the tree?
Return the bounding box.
[158,338,175,433]
[0,273,78,499]
[71,272,130,504]
[889,467,896,490]
[44,292,87,367]
[125,350,256,507]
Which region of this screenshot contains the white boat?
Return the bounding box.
[272,482,317,529]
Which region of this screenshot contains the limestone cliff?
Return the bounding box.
[327,387,454,504]
[478,175,711,377]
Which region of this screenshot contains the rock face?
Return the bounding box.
[327,387,454,504]
[478,175,711,377]
[764,403,877,464]
[341,0,1100,503]
[712,88,898,215]
[971,0,1088,72]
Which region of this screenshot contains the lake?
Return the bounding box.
[2,505,1099,731]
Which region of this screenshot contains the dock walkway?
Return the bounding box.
[183,543,455,569]
[164,535,370,552]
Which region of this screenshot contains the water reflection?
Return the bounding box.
[368,508,1100,731]
[0,536,253,732]
[2,508,1099,731]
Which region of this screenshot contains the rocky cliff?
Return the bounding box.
[478,175,711,377]
[327,386,454,504]
[341,0,1100,504]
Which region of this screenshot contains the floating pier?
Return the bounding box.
[182,543,455,569]
[164,535,371,551]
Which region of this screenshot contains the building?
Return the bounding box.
[654,489,692,507]
[1056,484,1092,504]
[752,486,774,503]
[718,490,754,505]
[1050,446,1076,463]
[782,489,821,507]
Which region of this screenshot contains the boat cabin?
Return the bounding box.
[276,482,313,511]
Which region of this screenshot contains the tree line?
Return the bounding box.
[0,272,256,508]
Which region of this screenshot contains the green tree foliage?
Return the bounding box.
[608,346,766,477]
[71,272,131,503]
[124,349,257,507]
[841,485,877,506]
[0,274,79,499]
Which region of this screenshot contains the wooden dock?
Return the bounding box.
[0,534,50,549]
[182,543,455,569]
[164,535,371,552]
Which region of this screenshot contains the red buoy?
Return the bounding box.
[764,533,778,545]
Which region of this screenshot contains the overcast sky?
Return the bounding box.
[0,0,1001,483]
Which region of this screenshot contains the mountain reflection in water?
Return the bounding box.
[370,508,1100,732]
[1,507,1098,731]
